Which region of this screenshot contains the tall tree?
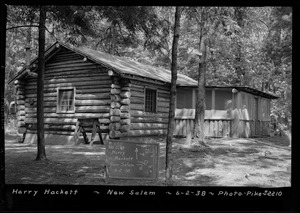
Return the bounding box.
[36,5,46,160]
[165,6,181,183]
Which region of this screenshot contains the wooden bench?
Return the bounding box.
[74,118,104,145]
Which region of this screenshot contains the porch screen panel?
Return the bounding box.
[215,90,232,110]
[176,89,192,109]
[205,90,212,110]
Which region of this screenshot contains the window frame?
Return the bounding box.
[144,87,157,113]
[56,87,76,114]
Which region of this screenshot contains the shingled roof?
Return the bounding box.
[9,41,197,86]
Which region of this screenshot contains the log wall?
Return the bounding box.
[14,80,27,134]
[127,79,170,137]
[24,47,111,139]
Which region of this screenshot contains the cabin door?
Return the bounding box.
[254,98,259,135]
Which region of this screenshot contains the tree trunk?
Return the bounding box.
[165,6,181,184]
[36,6,47,160]
[192,43,207,146]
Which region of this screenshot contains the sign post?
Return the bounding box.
[105,140,159,180]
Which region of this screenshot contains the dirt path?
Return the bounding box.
[5,134,291,187]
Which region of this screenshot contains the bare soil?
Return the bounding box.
[5,133,291,187]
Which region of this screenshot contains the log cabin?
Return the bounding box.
[8,41,278,144]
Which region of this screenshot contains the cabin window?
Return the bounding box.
[145,88,157,112]
[57,87,75,113]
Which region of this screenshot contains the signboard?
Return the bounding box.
[105,140,159,179]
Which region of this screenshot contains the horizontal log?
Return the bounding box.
[77,88,110,94]
[76,106,110,112]
[157,102,169,108]
[158,89,170,94]
[130,87,144,94]
[25,92,110,101]
[109,123,121,131]
[25,118,111,125]
[128,129,167,136]
[131,97,144,104]
[25,113,110,119]
[46,59,92,67]
[45,71,110,80]
[158,92,170,99]
[110,109,121,116]
[26,80,112,89]
[131,91,144,98]
[121,86,130,91]
[120,91,131,98]
[27,76,110,85]
[130,104,144,111]
[130,123,168,130]
[25,108,56,113]
[131,117,168,123]
[120,119,131,125]
[111,102,121,109]
[130,110,168,118]
[46,61,95,69]
[157,107,169,113]
[25,118,77,124]
[120,98,130,105]
[25,93,56,98]
[44,124,76,131]
[75,100,110,106]
[25,102,55,107]
[77,93,110,100]
[45,67,106,76]
[25,87,111,97]
[130,80,168,89]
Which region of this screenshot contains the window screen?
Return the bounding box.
[215,90,232,110]
[145,88,157,112]
[176,89,193,109]
[57,88,75,113]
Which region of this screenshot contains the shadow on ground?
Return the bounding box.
[5,133,291,186]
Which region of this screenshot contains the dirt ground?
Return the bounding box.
[4,133,291,187]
